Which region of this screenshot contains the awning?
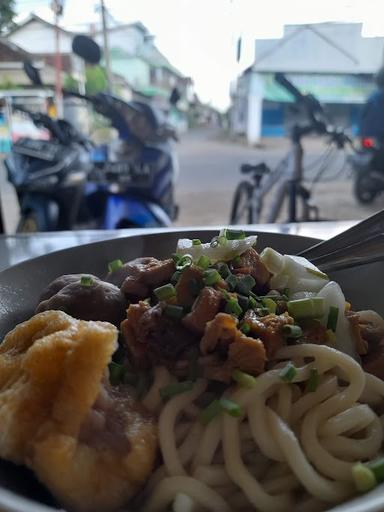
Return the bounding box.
[262,73,375,104]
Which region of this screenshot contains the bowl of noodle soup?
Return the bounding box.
[0,229,384,512]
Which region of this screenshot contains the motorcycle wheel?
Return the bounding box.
[17,213,39,233]
[353,172,379,204]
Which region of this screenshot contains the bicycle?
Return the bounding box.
[230,73,352,225]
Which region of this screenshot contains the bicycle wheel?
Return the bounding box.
[230,181,254,224]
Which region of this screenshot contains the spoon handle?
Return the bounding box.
[311,233,384,273]
[298,209,384,260]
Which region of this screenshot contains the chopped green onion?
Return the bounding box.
[225,298,243,317]
[367,458,384,483]
[232,368,257,388]
[283,287,290,298]
[279,362,297,382]
[203,269,221,286]
[171,270,182,284]
[261,297,277,314]
[172,253,181,264]
[225,273,238,291]
[154,283,176,301]
[80,276,94,287]
[176,254,193,271]
[248,296,258,309]
[216,262,231,278]
[197,255,211,270]
[232,255,242,267]
[108,259,123,272]
[327,306,339,332]
[236,274,256,295]
[352,463,377,492]
[240,322,251,335]
[109,361,125,385]
[237,295,249,311]
[200,399,222,425]
[287,297,325,320]
[218,235,227,246]
[224,229,246,240]
[164,304,184,320]
[282,324,303,338]
[306,267,329,280]
[306,368,319,392]
[192,239,202,246]
[219,398,243,417]
[256,307,270,317]
[326,328,337,345]
[160,380,194,400]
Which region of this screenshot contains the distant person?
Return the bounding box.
[359,68,384,141]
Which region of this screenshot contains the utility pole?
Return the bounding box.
[100,0,112,93]
[51,1,64,117]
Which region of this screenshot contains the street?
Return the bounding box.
[175,128,383,226]
[1,128,383,233]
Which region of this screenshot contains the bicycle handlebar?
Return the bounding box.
[274,72,305,103]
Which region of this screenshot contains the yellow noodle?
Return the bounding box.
[268,408,352,502]
[144,476,231,512]
[142,366,174,413]
[159,379,207,476]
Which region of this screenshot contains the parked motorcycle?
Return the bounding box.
[5,35,179,231]
[5,106,93,231]
[348,137,384,204]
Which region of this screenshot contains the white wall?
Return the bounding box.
[95,25,145,55]
[246,73,264,145]
[9,20,73,54]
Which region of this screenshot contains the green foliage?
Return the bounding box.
[85,65,108,95]
[63,74,80,92]
[0,75,17,90]
[0,0,16,33]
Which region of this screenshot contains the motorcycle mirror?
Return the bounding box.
[23,61,43,86]
[72,35,102,65]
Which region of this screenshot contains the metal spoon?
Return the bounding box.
[297,210,384,272]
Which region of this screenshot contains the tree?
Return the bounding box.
[85,65,108,95]
[0,0,16,33]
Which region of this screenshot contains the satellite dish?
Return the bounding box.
[72,35,102,65]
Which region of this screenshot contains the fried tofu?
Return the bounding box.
[0,310,157,512]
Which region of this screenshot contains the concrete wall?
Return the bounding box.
[95,25,145,56]
[110,56,150,89]
[9,20,73,54]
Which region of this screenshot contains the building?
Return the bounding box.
[7,14,192,130]
[0,37,55,87]
[231,23,384,144]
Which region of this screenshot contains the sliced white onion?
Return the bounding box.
[317,281,357,359]
[261,248,329,295]
[176,235,257,263]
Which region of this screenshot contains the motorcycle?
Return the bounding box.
[5,35,179,231]
[348,137,384,204]
[5,106,93,231]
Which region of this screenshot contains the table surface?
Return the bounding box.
[0,221,356,272]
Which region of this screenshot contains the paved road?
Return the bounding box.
[1,129,382,233]
[175,128,383,226]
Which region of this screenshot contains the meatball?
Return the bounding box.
[39,273,100,302]
[36,275,127,327]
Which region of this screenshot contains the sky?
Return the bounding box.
[14,0,384,110]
